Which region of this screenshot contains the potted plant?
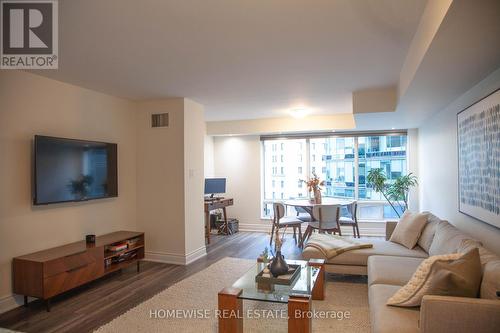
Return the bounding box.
[366,168,417,218]
[300,171,325,204]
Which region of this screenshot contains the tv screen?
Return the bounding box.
[204,178,226,195]
[34,135,118,205]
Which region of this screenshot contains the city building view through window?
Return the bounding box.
[262,133,408,220]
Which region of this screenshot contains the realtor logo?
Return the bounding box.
[1,0,58,69]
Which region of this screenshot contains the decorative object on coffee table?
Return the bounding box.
[256,264,301,285]
[269,226,289,277]
[457,88,500,228]
[257,247,270,263]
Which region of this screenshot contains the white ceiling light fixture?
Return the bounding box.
[289,108,311,119]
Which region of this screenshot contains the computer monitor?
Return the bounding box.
[204,178,226,197]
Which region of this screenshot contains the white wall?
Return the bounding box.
[183,99,206,258]
[135,98,206,265]
[204,135,215,177]
[135,99,187,263]
[407,128,419,212]
[419,66,500,255]
[0,71,138,311]
[213,136,265,230]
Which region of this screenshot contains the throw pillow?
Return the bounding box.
[459,239,500,299]
[387,248,482,307]
[416,212,440,253]
[389,211,428,249]
[428,221,478,256]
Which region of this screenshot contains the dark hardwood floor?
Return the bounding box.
[0,232,299,333]
[0,231,364,333]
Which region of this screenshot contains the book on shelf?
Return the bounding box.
[107,242,128,252]
[127,237,141,247]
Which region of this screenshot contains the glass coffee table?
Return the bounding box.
[218,258,325,333]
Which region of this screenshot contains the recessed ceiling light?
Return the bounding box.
[289,108,310,119]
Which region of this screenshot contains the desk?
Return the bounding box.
[204,198,234,244]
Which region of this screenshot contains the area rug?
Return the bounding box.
[95,257,370,333]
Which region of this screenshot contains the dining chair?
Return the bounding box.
[339,201,360,238]
[301,204,341,246]
[295,206,312,222]
[270,202,304,247]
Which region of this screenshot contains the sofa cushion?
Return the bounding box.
[368,256,425,286]
[390,211,428,249]
[417,212,441,253]
[302,238,428,266]
[369,284,420,333]
[428,221,478,256]
[481,259,500,300]
[387,248,482,307]
[459,239,500,299]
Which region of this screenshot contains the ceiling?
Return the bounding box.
[33,0,427,121]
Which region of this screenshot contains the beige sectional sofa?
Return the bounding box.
[302,212,500,333]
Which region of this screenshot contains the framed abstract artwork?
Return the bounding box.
[457,88,500,228]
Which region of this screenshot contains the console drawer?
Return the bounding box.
[43,261,103,298]
[44,247,101,278]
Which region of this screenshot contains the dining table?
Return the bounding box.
[283,198,355,221]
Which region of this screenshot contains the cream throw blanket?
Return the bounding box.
[304,233,373,259]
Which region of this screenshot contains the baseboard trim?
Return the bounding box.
[238,223,271,233]
[0,293,24,315]
[185,246,207,265]
[237,222,384,237]
[145,246,207,266]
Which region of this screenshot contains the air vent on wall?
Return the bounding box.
[151,113,169,128]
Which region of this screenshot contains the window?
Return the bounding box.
[262,134,408,219]
[263,139,307,215]
[313,137,355,199]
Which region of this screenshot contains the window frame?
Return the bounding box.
[261,130,408,220]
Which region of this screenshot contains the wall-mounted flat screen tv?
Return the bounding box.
[33,135,118,205]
